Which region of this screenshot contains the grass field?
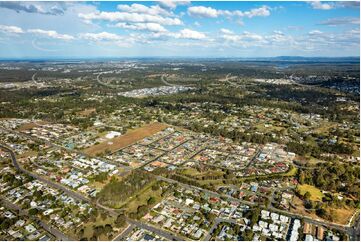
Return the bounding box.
[83,122,168,156]
[122,182,163,214]
[297,184,324,201]
[284,166,298,176]
[181,167,224,179]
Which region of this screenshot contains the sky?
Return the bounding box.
[0,1,359,58]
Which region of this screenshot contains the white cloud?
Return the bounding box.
[153,28,207,40]
[117,3,172,17]
[158,0,190,10]
[0,2,67,15]
[240,31,264,41]
[176,28,206,39]
[28,29,74,40]
[222,31,264,43]
[188,5,270,19]
[0,24,24,34]
[309,30,323,35]
[220,28,234,35]
[266,31,293,43]
[310,1,334,10]
[79,11,182,25]
[241,6,270,18]
[79,32,123,41]
[188,6,219,18]
[115,22,167,32]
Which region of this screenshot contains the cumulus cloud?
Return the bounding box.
[79,11,182,25]
[176,28,206,40]
[187,5,270,19]
[310,1,334,10]
[319,17,360,26]
[115,22,167,32]
[0,2,66,15]
[117,3,172,17]
[158,0,190,10]
[28,29,74,40]
[0,24,24,34]
[188,6,219,18]
[241,6,270,18]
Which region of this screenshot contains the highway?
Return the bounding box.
[161,74,177,86]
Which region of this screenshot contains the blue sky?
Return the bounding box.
[0,1,359,58]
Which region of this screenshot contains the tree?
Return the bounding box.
[304,191,311,200]
[250,207,260,226]
[147,197,156,205]
[29,208,38,216]
[242,229,254,241]
[0,219,11,230]
[151,183,160,191]
[115,214,126,228]
[104,224,113,234]
[136,205,148,217]
[299,171,305,184]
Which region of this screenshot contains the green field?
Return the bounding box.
[297,184,324,201]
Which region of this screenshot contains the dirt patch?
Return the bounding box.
[327,207,356,225]
[83,122,168,156]
[16,121,47,131]
[78,108,96,116]
[290,196,320,220]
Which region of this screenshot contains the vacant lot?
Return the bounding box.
[84,122,168,156]
[78,108,96,116]
[16,120,47,131]
[297,184,324,201]
[291,196,356,225]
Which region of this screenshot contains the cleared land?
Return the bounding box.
[83,122,168,156]
[297,184,324,201]
[78,108,96,116]
[291,196,356,225]
[16,120,47,131]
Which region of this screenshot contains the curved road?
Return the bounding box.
[0,143,184,241]
[161,74,177,87]
[1,141,359,241]
[0,144,91,204]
